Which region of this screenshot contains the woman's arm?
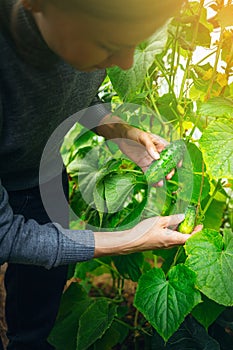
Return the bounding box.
[94,214,203,257]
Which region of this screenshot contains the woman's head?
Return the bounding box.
[22,0,183,71]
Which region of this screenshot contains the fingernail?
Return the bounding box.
[195,224,203,232]
[157,180,164,187]
[151,149,160,160]
[166,173,173,180]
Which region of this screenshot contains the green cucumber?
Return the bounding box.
[145,140,186,185]
[178,205,196,234]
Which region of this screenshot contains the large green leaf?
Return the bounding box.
[92,320,129,350]
[104,173,136,213]
[104,188,148,230]
[199,119,233,180]
[185,229,233,306]
[134,264,201,341]
[202,197,227,231]
[175,142,210,204]
[77,299,117,350]
[112,253,144,282]
[107,22,169,100]
[216,4,233,28]
[191,295,225,329]
[68,148,100,204]
[198,97,233,118]
[152,315,220,350]
[69,149,111,206]
[48,283,91,350]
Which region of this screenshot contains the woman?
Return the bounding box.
[0,0,199,349]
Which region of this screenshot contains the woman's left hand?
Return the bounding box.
[96,115,177,185]
[115,126,177,185]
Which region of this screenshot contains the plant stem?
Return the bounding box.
[134,309,139,337]
[178,0,205,102]
[196,160,206,220]
[200,179,222,220]
[95,258,122,278]
[195,49,217,66]
[144,72,165,126]
[114,318,135,330]
[170,26,180,91]
[187,114,202,141]
[154,56,177,102]
[167,246,183,275]
[205,27,224,100]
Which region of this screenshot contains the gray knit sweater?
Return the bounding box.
[0,0,109,268]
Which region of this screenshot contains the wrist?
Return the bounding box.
[96,114,131,140]
[93,229,139,257]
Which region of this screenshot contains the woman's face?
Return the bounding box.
[32,1,181,71]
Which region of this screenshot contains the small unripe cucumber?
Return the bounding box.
[145,140,185,185]
[178,205,196,234]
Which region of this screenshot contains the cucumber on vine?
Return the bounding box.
[145,140,186,185]
[178,205,196,234]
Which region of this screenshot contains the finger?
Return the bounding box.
[191,224,203,234]
[147,147,160,160]
[140,134,161,160]
[168,213,185,226]
[147,145,160,160]
[178,160,183,168]
[151,134,169,147]
[159,214,185,228]
[164,228,191,245]
[155,180,164,187]
[166,169,175,180]
[146,134,169,160]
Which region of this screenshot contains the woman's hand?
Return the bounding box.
[94,214,203,257]
[96,115,177,186]
[116,126,168,170]
[127,215,203,253]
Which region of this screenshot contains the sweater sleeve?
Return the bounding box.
[0,182,95,269]
[0,96,95,268]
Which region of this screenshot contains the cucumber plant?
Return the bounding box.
[49,1,233,349]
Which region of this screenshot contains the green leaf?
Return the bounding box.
[198,97,233,118]
[202,198,227,231]
[175,142,210,204]
[104,173,136,213]
[74,260,101,280]
[77,299,118,350]
[156,93,178,123]
[70,149,109,206]
[107,22,169,100]
[185,229,233,306]
[93,180,105,225]
[105,188,148,230]
[192,295,225,329]
[216,5,233,28]
[199,119,233,180]
[153,247,186,275]
[93,320,129,350]
[134,265,201,341]
[48,283,91,350]
[112,253,144,282]
[152,315,220,350]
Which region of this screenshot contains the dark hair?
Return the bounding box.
[30,0,183,21]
